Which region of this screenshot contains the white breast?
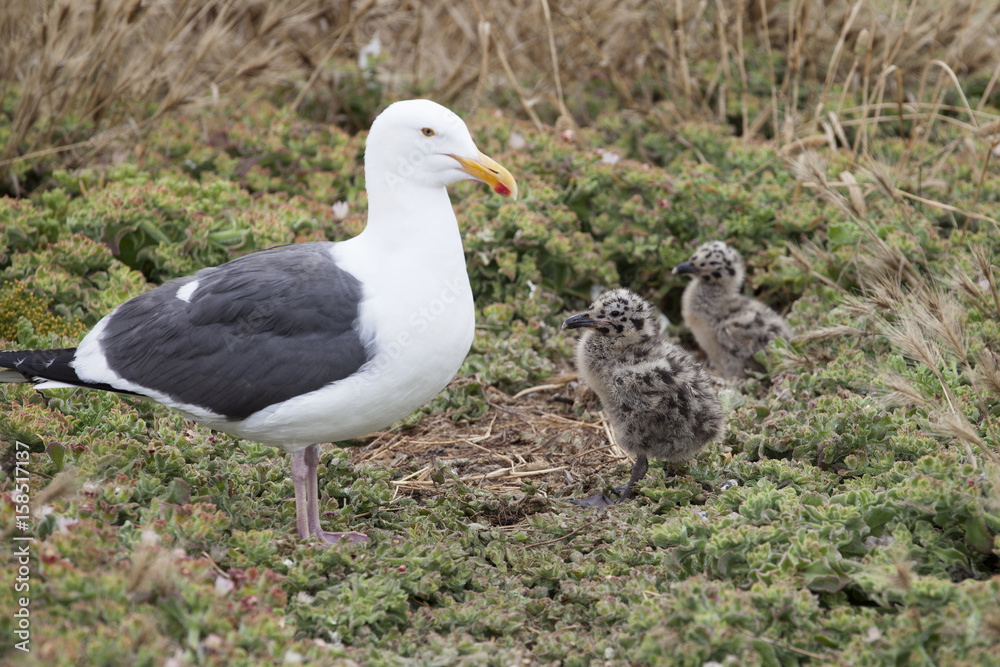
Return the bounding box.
[229,236,475,449]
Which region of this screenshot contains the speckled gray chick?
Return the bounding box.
[563,288,724,507]
[673,241,792,378]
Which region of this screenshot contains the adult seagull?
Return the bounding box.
[0,99,517,544]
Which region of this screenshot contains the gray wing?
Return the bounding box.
[99,244,369,420]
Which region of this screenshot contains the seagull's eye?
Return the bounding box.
[421,127,435,137]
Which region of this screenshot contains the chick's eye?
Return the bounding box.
[421,127,435,137]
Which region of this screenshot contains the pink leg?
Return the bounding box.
[290,450,312,540]
[300,445,369,544]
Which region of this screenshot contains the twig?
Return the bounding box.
[532,410,604,430]
[492,27,543,131]
[512,382,571,400]
[538,0,569,120]
[391,466,566,487]
[735,0,749,138]
[522,517,603,549]
[892,189,1000,230]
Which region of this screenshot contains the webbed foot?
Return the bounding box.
[314,530,370,545]
[570,493,618,508]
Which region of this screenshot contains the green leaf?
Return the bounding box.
[965,516,993,555]
[827,222,857,247]
[46,441,66,471]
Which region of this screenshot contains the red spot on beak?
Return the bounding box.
[493,182,512,197]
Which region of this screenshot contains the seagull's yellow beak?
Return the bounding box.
[450,151,518,200]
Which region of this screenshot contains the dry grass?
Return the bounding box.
[790,200,1000,464]
[368,0,1000,137]
[350,376,633,503]
[779,69,1000,469]
[4,1,1000,190]
[796,260,999,469]
[0,0,337,188]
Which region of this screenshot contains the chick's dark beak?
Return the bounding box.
[672,261,698,276]
[563,313,603,330]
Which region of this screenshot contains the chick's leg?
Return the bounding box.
[615,453,649,502]
[572,453,650,508]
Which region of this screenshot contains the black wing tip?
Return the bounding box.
[0,347,79,384]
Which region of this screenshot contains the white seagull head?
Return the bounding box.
[365,99,517,199]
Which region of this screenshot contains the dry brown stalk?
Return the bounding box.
[491,24,544,131]
[511,381,572,400]
[851,28,872,157]
[976,58,1000,113]
[929,410,983,447]
[791,151,854,218]
[970,246,1000,317]
[675,0,693,101]
[892,189,1000,232]
[735,0,750,137]
[974,120,1000,139]
[876,318,941,380]
[928,60,979,129]
[827,112,850,151]
[538,0,568,121]
[470,18,492,110]
[126,530,180,596]
[712,0,732,123]
[972,349,1000,396]
[778,135,829,157]
[847,226,1000,466]
[522,516,603,549]
[794,326,865,345]
[838,171,867,218]
[879,373,928,409]
[816,0,863,118]
[289,0,377,113]
[785,242,848,294]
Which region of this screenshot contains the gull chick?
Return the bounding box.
[673,241,792,378]
[563,288,724,507]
